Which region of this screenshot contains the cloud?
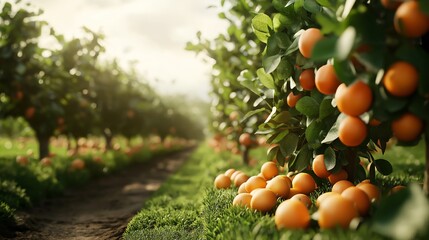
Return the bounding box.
[31,0,228,100]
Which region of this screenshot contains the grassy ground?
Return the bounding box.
[123,141,428,240]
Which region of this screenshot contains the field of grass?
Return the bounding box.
[123,141,428,240]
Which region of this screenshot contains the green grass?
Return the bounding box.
[123,141,428,240]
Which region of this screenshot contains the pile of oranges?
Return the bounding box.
[214,158,405,230]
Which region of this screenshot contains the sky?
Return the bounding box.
[31,0,228,100]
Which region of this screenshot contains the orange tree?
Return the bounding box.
[0,2,65,158]
[186,0,274,164]
[239,0,429,194]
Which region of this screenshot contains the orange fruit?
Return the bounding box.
[381,0,402,10]
[390,185,406,194]
[292,173,316,195]
[383,61,419,97]
[214,174,231,189]
[312,154,330,178]
[229,111,239,121]
[16,155,29,166]
[356,182,381,202]
[369,118,382,126]
[394,1,429,38]
[286,92,302,108]
[315,64,341,95]
[328,169,348,184]
[261,161,279,180]
[298,28,323,58]
[275,199,310,229]
[318,195,359,229]
[250,189,277,212]
[341,186,371,216]
[336,80,373,117]
[391,112,423,142]
[299,68,316,91]
[230,170,243,182]
[233,193,252,208]
[40,157,52,167]
[245,176,267,193]
[332,180,354,194]
[238,183,248,193]
[290,194,312,208]
[266,176,291,198]
[338,116,367,147]
[225,168,236,178]
[239,133,253,146]
[234,173,250,187]
[71,159,85,170]
[316,192,340,208]
[287,188,300,198]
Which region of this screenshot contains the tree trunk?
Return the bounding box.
[242,147,250,165]
[424,134,429,196]
[37,134,50,160]
[104,133,113,150]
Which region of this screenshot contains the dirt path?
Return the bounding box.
[11,149,194,240]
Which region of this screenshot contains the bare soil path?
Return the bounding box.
[9,149,194,240]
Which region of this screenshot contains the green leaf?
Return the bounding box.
[257,68,275,89]
[264,106,277,123]
[421,0,429,15]
[267,145,279,161]
[240,108,266,124]
[333,60,356,85]
[305,120,323,148]
[373,184,429,240]
[303,0,322,13]
[374,159,393,176]
[275,58,294,80]
[322,114,344,143]
[279,133,299,157]
[290,143,312,171]
[272,111,292,123]
[274,32,292,49]
[263,54,282,74]
[336,27,356,61]
[311,36,337,62]
[295,96,319,118]
[324,147,336,171]
[271,130,290,144]
[252,13,273,43]
[285,36,299,56]
[319,97,335,120]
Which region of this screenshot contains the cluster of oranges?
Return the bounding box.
[288,1,427,147]
[214,159,405,230]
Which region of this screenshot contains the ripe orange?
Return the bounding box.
[25,107,36,119]
[261,161,279,180]
[233,193,252,208]
[316,192,340,208]
[275,199,310,229]
[225,168,236,178]
[315,64,341,95]
[369,118,381,126]
[328,169,348,184]
[394,1,429,38]
[381,0,402,10]
[312,154,330,178]
[390,185,406,194]
[238,183,248,193]
[286,92,302,108]
[245,176,267,193]
[318,195,359,229]
[292,173,316,195]
[332,180,354,194]
[298,28,323,58]
[16,155,29,166]
[299,68,316,91]
[229,111,239,121]
[391,112,423,142]
[336,80,373,117]
[71,159,85,170]
[239,133,253,147]
[250,189,277,212]
[266,176,291,198]
[234,173,250,187]
[40,157,52,167]
[291,194,312,208]
[214,174,231,189]
[231,170,243,182]
[338,116,367,147]
[383,61,419,97]
[287,188,300,198]
[356,182,381,202]
[341,186,371,216]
